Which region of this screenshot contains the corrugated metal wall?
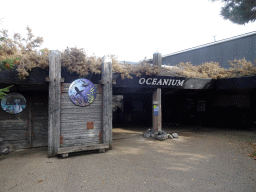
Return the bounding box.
[162,33,256,68]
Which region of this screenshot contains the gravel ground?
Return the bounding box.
[0,126,256,192]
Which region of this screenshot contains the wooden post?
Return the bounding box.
[27,97,32,148]
[48,51,61,157]
[152,52,162,133]
[102,56,113,149]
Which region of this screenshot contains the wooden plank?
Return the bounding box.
[27,96,32,148]
[48,51,61,157]
[0,95,29,149]
[58,144,109,154]
[152,88,162,133]
[152,52,162,133]
[0,130,27,140]
[102,56,113,147]
[61,115,102,120]
[62,84,102,94]
[60,82,103,148]
[61,124,101,129]
[153,52,162,67]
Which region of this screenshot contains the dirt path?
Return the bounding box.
[1,126,256,192]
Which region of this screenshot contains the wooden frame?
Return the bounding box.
[48,52,112,157]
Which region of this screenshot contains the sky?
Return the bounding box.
[1,0,255,62]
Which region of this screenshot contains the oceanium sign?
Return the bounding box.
[139,77,185,87]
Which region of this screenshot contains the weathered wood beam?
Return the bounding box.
[48,51,61,157]
[58,144,109,154]
[152,88,162,133]
[27,96,32,148]
[152,52,162,133]
[153,52,162,67]
[102,56,112,149]
[45,77,64,82]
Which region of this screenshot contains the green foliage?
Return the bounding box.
[0,85,13,100]
[0,58,20,71]
[212,0,256,24]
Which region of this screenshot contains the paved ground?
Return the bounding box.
[0,126,256,192]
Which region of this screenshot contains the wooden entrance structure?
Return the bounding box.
[48,52,112,157]
[2,50,255,157]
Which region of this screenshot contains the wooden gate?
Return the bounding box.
[48,51,112,157]
[59,83,103,148]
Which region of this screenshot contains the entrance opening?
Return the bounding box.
[113,93,152,128]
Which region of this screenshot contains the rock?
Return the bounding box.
[143,132,151,138]
[156,134,168,141]
[172,133,179,138]
[168,134,173,139]
[156,131,168,141]
[146,128,151,133]
[151,132,158,139]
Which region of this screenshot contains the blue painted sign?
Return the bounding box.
[154,107,159,116]
[68,78,96,107]
[1,92,26,114]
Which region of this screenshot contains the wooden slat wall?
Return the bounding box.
[32,92,48,147]
[0,96,29,149]
[60,83,103,148]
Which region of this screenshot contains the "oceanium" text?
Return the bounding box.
[139,78,184,87]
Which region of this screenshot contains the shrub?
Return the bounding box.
[1,27,256,80]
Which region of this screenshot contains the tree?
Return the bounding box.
[212,0,256,25]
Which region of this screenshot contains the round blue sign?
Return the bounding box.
[68,79,96,107]
[1,92,26,114]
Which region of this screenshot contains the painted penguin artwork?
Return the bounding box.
[69,78,96,107]
[1,92,26,114]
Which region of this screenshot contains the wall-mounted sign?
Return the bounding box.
[69,78,96,107]
[154,107,159,116]
[139,77,185,87]
[1,92,26,114]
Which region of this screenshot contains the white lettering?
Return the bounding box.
[163,79,169,85]
[139,78,145,84]
[172,80,178,86]
[156,79,162,85]
[139,78,184,87]
[146,78,152,85]
[177,80,185,86]
[152,78,157,85]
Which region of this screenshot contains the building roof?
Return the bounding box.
[162,31,256,58]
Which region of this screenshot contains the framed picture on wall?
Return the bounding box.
[68,78,96,107]
[1,92,26,114]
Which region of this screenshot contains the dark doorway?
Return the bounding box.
[113,93,152,128]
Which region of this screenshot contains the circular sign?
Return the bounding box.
[68,79,96,107]
[1,92,26,114]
